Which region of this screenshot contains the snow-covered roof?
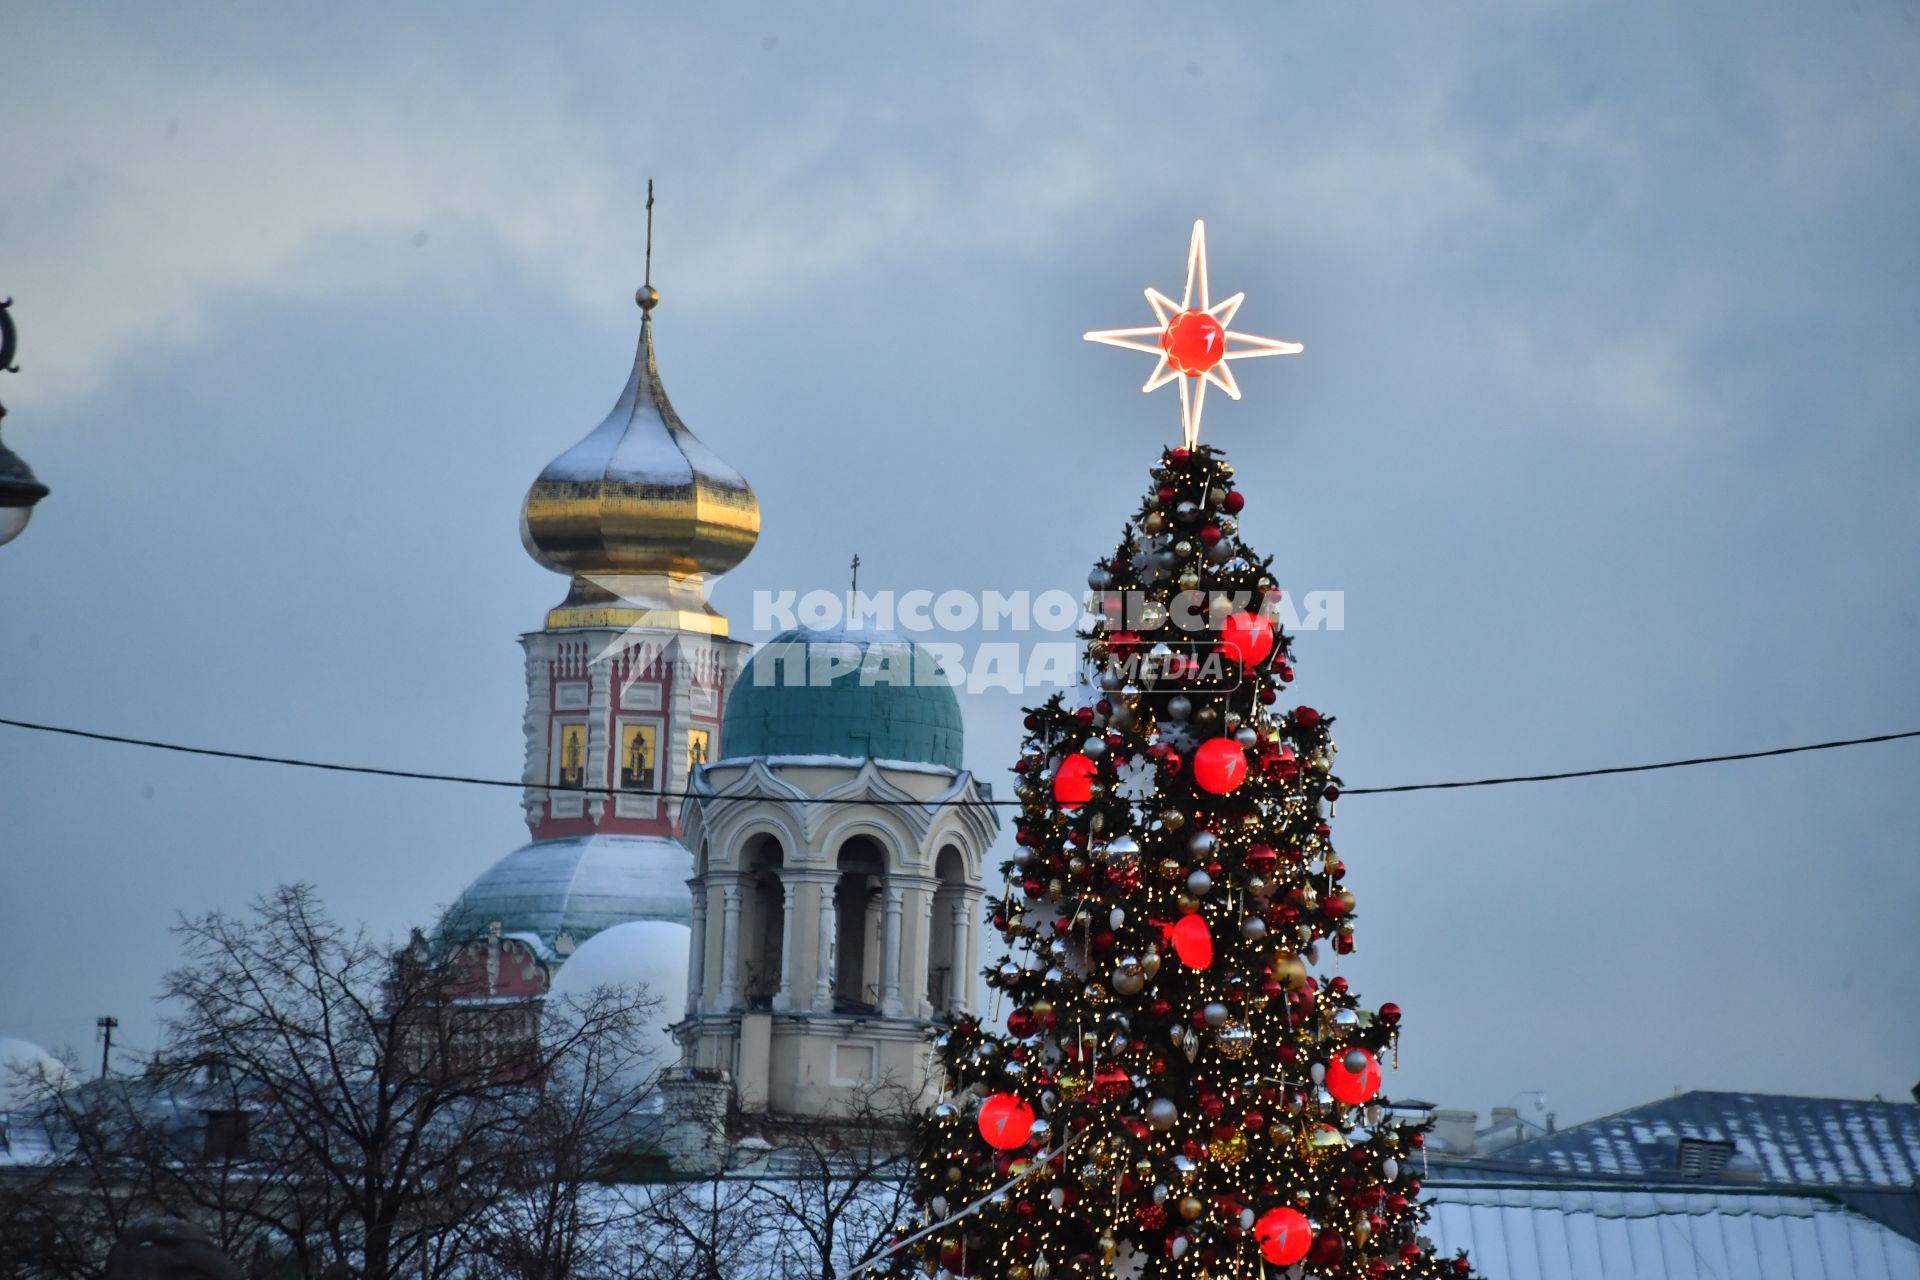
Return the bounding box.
[437,834,694,953]
[1424,1184,1920,1279]
[0,1037,72,1111]
[1493,1092,1920,1189]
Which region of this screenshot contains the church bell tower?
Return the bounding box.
[437,271,760,974]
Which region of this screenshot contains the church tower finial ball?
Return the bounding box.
[635,284,660,312]
[1084,220,1303,448]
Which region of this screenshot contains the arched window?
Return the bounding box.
[928,845,969,1015]
[740,833,785,1010]
[834,836,888,1013]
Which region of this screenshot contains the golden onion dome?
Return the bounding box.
[521,288,760,634]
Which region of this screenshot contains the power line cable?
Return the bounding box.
[2,716,1916,804]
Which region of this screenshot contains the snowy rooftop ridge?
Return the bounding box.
[1493,1090,1920,1190]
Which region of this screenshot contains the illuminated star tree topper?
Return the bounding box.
[1085,220,1303,447]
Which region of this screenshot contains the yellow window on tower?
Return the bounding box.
[687,727,711,772]
[620,723,659,791]
[556,722,588,788]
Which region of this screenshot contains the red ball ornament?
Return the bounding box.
[1326,1048,1382,1105]
[1310,1231,1346,1269]
[1161,311,1226,375]
[977,1093,1036,1150]
[1254,1207,1312,1266]
[1218,612,1276,667]
[1052,753,1098,810]
[1293,705,1323,727]
[1378,1002,1402,1025]
[1170,914,1214,969]
[1193,737,1249,794]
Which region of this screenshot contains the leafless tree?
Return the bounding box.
[745,1080,923,1280]
[623,1162,774,1280]
[0,884,661,1280]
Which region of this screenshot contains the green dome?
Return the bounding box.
[722,626,964,771]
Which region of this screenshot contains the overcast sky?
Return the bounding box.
[2,3,1917,1128]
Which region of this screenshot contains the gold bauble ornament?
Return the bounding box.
[1157,858,1185,881]
[1144,512,1167,534]
[1178,571,1201,592]
[1163,810,1187,831]
[1058,1073,1089,1101]
[1032,998,1054,1018]
[1299,1123,1349,1166]
[1141,949,1162,978]
[1178,1195,1204,1221]
[1098,1237,1118,1264]
[1089,638,1110,662]
[1271,952,1309,990]
[1175,892,1198,912]
[1207,1132,1248,1164]
[1010,1265,1032,1280]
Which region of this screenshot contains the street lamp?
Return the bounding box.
[0,299,49,547]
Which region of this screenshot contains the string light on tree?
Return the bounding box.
[1083,221,1303,448]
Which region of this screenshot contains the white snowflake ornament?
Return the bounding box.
[1111,1241,1146,1280]
[1113,755,1157,801]
[1157,721,1198,753]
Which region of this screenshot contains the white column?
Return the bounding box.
[948,898,970,1015]
[686,886,708,1014]
[519,637,551,833]
[585,640,613,824]
[716,882,743,1011]
[880,883,905,1017]
[914,888,936,1019]
[812,880,838,1014]
[773,875,799,1012]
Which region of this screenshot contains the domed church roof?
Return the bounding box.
[436,834,692,955]
[721,626,964,771]
[520,288,759,633]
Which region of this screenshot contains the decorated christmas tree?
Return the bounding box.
[882,225,1478,1280]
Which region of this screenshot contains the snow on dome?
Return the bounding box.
[546,920,690,1080]
[436,834,694,957]
[0,1037,74,1109]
